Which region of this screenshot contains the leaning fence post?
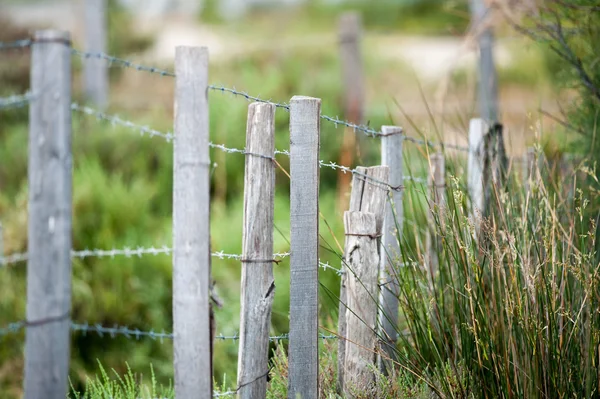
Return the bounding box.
[343,211,380,397]
[467,118,488,236]
[237,102,276,399]
[24,29,73,399]
[378,125,403,374]
[83,0,108,108]
[173,46,211,398]
[337,166,389,392]
[288,95,321,399]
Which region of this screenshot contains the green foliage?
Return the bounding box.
[200,0,469,35]
[68,362,174,399]
[385,150,600,397]
[528,1,600,158]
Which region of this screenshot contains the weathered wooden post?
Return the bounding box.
[336,12,365,208]
[24,29,73,399]
[288,96,321,399]
[427,152,445,281]
[237,102,276,399]
[338,166,389,392]
[343,211,380,397]
[378,125,402,373]
[468,118,488,236]
[470,0,499,123]
[173,46,212,398]
[83,0,108,108]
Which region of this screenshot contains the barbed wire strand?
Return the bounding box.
[0,42,469,150]
[72,105,432,189]
[1,319,336,342]
[0,247,290,267]
[0,93,31,110]
[0,39,32,50]
[67,49,469,148]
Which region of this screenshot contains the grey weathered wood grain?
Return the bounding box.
[338,166,389,391]
[468,118,488,236]
[426,152,445,283]
[378,125,402,373]
[173,46,211,399]
[237,102,276,399]
[288,95,321,399]
[24,30,73,399]
[343,211,379,398]
[470,0,498,123]
[83,0,108,108]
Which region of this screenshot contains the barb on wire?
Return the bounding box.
[208,85,290,111]
[0,39,32,50]
[0,252,28,266]
[71,103,175,141]
[213,391,237,398]
[319,260,344,276]
[0,321,25,337]
[0,93,31,110]
[319,160,402,192]
[72,322,174,341]
[71,49,175,77]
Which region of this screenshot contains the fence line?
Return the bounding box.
[0,33,517,399]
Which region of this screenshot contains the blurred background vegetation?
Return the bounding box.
[1,0,598,397]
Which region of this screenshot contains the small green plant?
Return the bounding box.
[68,361,173,399]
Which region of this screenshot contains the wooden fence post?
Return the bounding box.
[237,102,276,399]
[337,166,389,392]
[288,95,321,399]
[84,0,108,108]
[468,118,488,236]
[343,211,380,397]
[24,29,72,399]
[427,152,445,281]
[173,46,211,398]
[378,125,402,374]
[470,0,498,123]
[336,12,365,208]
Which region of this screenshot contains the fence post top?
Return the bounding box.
[175,45,208,55]
[249,102,275,111]
[380,126,403,136]
[34,30,70,42]
[290,95,321,103]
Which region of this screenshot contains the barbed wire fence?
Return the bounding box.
[0,35,492,399]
